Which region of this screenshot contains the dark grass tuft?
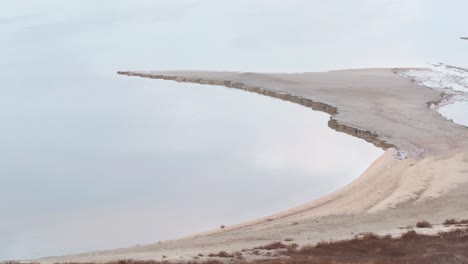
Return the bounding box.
[415,220,432,228]
[443,218,458,225]
[443,218,468,225]
[254,242,288,250]
[207,251,234,258]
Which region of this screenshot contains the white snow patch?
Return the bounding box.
[400,63,468,110]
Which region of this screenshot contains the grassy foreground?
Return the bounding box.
[5,224,468,264]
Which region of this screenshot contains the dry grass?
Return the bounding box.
[443,218,458,225]
[242,228,468,264]
[400,230,419,239]
[253,242,287,250]
[272,228,468,264]
[5,228,468,264]
[443,218,468,225]
[207,251,233,258]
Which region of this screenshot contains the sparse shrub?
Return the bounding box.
[254,242,287,250]
[314,241,330,249]
[443,219,458,225]
[207,251,233,258]
[220,225,225,229]
[438,228,468,240]
[286,243,299,253]
[284,238,293,242]
[401,230,419,239]
[233,251,243,259]
[361,232,380,240]
[202,261,223,264]
[416,220,432,228]
[291,221,299,226]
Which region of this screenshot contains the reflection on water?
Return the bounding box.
[0,76,384,260]
[0,1,392,260]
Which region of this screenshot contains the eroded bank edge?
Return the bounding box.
[117,71,396,151]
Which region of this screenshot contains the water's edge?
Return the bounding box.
[117,71,397,151]
[399,63,468,128]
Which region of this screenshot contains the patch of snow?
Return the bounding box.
[400,63,468,110]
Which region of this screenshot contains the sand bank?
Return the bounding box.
[37,68,468,263]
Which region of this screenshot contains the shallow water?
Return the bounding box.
[439,101,468,127]
[0,1,390,260]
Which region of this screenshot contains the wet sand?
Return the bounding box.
[37,68,468,263]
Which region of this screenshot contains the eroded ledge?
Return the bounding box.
[117,71,396,151]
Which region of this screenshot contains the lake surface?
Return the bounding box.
[1,0,466,261]
[0,76,383,260]
[440,101,468,127]
[0,1,388,260]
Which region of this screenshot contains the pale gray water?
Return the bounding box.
[0,77,383,260]
[1,0,467,261]
[440,101,468,127]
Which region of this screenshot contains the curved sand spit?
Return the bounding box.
[38,68,468,263]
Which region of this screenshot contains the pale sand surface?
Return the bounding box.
[37,68,468,263]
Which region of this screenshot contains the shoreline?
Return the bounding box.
[399,63,468,128]
[117,71,396,151]
[439,101,468,128]
[36,68,468,263]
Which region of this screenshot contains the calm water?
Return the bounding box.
[440,101,468,127]
[0,77,383,260]
[0,1,387,260]
[2,0,466,261]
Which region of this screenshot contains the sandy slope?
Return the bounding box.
[37,68,468,263]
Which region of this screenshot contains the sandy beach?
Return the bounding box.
[37,68,468,263]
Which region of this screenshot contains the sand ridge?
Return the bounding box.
[36,68,468,263]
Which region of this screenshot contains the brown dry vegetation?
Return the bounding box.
[253,242,288,250]
[443,218,468,225]
[5,228,468,264]
[207,251,233,258]
[269,228,468,264]
[415,220,432,228]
